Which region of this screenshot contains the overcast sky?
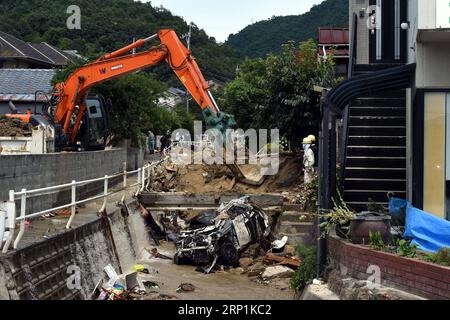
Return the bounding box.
[143,0,324,42]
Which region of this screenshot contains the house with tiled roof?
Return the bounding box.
[0,31,84,114]
[0,68,56,114]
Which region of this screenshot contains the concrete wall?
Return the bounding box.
[350,0,370,64]
[126,147,144,171]
[407,0,418,64]
[0,200,150,300]
[415,42,450,89]
[0,149,132,215]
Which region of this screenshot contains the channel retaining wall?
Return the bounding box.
[0,200,149,300]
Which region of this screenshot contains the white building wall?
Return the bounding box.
[408,0,450,88]
[416,42,450,88]
[417,0,436,29]
[350,0,370,64]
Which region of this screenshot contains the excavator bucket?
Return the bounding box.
[227,163,268,187]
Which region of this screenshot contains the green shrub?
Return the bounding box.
[291,244,317,292]
[367,199,385,214]
[369,232,386,251]
[397,239,418,258]
[425,248,450,266]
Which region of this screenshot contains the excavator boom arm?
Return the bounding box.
[53,29,235,143]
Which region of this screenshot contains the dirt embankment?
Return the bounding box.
[149,154,304,194]
[0,118,32,137]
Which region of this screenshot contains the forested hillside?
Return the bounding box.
[227,0,348,58]
[0,0,242,81]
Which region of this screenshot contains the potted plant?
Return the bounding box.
[318,197,355,239]
[350,212,392,245]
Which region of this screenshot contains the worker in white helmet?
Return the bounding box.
[308,134,318,172]
[303,137,315,184]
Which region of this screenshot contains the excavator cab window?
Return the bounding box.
[79,95,108,150]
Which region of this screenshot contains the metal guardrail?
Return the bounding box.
[0,158,166,254]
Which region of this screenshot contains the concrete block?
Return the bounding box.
[300,284,340,300]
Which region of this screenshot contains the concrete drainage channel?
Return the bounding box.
[0,200,147,300]
[0,192,315,300]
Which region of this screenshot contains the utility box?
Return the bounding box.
[0,125,55,155]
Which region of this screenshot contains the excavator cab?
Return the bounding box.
[47,93,109,152]
[75,94,110,151]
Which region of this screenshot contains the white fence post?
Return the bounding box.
[13,189,27,249]
[66,181,77,229]
[2,190,16,253]
[141,166,146,191]
[121,162,127,203]
[135,168,142,196]
[99,175,109,213]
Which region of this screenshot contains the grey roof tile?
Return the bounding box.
[0,31,53,65]
[0,69,56,96]
[30,42,75,65]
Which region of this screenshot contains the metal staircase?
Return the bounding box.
[341,64,407,212]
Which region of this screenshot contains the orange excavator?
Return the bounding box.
[5,29,265,185]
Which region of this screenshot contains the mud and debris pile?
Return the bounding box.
[0,118,33,137]
[148,163,180,192]
[147,155,303,194]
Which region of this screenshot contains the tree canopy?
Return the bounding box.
[0,0,242,81]
[221,39,340,147]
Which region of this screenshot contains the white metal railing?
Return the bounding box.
[0,158,166,254]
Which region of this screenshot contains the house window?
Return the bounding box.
[423,92,447,219]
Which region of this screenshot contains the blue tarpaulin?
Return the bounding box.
[389,198,450,253]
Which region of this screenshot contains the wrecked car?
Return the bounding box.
[174,197,273,273]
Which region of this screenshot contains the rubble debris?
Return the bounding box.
[229,267,245,275]
[91,265,155,301]
[176,283,196,293]
[132,264,146,273]
[173,197,274,273]
[240,243,265,259]
[272,236,288,250]
[239,257,254,268]
[262,266,294,280]
[0,118,32,137]
[130,293,179,301]
[263,254,301,269]
[142,281,160,289]
[283,245,297,256]
[150,248,172,260]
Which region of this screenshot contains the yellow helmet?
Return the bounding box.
[303,137,312,145]
[308,135,316,143]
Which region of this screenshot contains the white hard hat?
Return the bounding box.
[308,135,316,143]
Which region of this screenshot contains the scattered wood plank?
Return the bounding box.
[263,254,301,269]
